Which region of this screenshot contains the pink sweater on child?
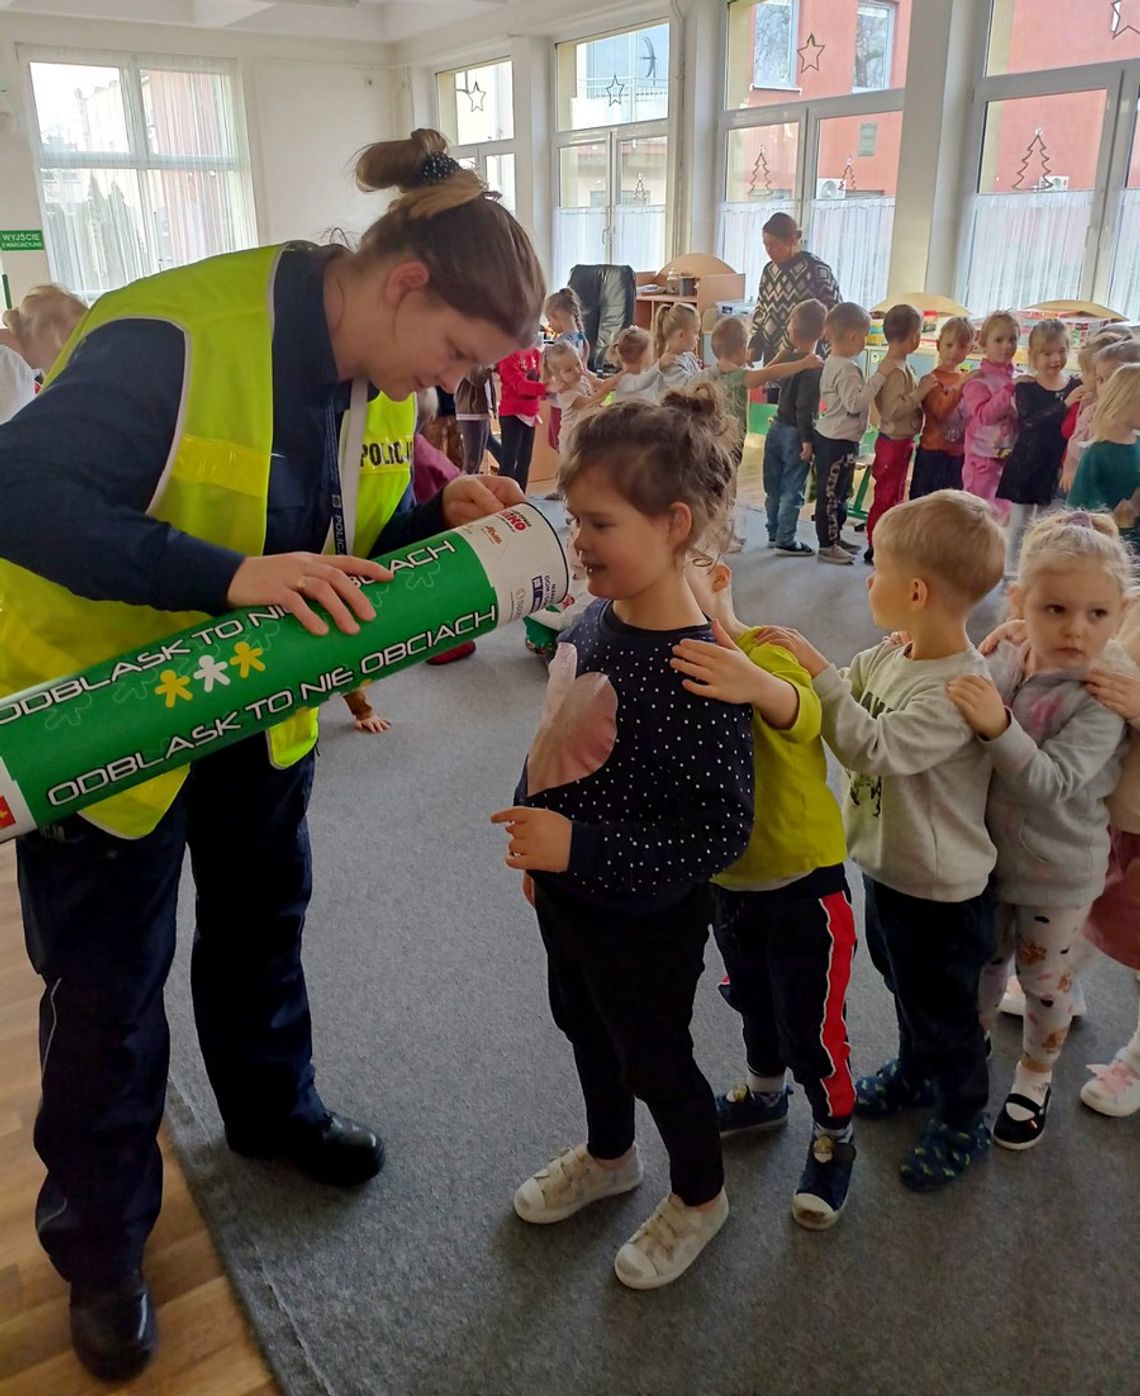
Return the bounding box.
[962,359,1018,460]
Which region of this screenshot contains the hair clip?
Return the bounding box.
[417,151,462,186]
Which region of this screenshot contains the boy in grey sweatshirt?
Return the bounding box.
[813,302,889,565]
[755,490,1006,1191]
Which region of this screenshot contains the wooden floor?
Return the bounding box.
[0,844,277,1396]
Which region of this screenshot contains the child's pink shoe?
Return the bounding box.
[1080,1057,1140,1118]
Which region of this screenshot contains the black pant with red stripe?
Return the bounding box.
[712,865,856,1130]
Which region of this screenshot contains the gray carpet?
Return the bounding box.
[164,505,1140,1396]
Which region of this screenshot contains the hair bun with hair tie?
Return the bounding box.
[418,151,462,186]
[1066,510,1094,528]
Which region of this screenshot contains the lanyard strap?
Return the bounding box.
[324,377,367,556]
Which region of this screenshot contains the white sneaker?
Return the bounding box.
[613,1189,728,1290]
[817,545,854,565]
[513,1144,643,1224]
[1080,1057,1140,1118]
[999,975,1087,1018]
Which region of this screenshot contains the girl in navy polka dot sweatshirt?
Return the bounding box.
[492,386,754,1291]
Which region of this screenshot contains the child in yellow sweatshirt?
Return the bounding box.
[672,562,856,1231]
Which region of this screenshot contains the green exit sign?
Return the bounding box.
[0,230,45,252]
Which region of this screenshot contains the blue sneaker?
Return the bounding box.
[899,1117,990,1192]
[792,1131,856,1230]
[854,1058,935,1118]
[716,1083,791,1136]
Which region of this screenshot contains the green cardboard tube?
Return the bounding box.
[0,503,568,839]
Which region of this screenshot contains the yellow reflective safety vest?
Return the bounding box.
[0,245,415,837]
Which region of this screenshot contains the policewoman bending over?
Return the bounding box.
[0,130,544,1381]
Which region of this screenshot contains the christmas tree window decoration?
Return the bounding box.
[797,33,825,74]
[633,172,648,205]
[748,145,774,198]
[1012,128,1054,190]
[842,155,857,192]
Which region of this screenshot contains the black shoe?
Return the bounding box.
[228,1111,385,1185]
[70,1275,156,1382]
[773,540,814,556]
[863,547,874,565]
[993,1088,1051,1151]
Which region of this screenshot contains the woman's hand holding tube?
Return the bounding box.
[226,552,393,637]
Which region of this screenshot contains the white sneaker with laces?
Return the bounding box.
[613,1189,729,1290]
[817,544,854,565]
[513,1144,642,1224]
[1080,1057,1140,1118]
[1000,975,1087,1018]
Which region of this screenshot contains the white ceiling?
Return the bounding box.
[0,0,505,44]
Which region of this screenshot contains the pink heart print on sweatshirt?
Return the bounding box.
[526,643,618,795]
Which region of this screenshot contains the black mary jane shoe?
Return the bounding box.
[993,1088,1051,1151]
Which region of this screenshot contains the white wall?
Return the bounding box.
[0,12,396,303]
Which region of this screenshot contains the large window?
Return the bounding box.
[987,0,1140,75]
[727,0,910,109]
[27,55,256,302]
[554,24,670,282]
[721,0,909,307]
[435,60,516,213]
[853,2,895,91]
[958,5,1140,315]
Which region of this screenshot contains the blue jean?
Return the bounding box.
[17,735,323,1285]
[763,421,810,545]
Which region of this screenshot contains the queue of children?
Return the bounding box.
[489,309,1140,1290]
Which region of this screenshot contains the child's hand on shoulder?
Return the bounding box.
[490,806,572,873]
[1065,383,1086,407]
[751,626,828,676]
[946,674,1009,739]
[659,352,677,370]
[917,372,939,396]
[670,620,761,705]
[977,618,1027,656]
[1086,667,1140,723]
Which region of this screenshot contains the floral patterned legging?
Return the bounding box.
[979,902,1094,1068]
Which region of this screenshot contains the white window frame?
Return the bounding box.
[553,18,673,275]
[955,49,1138,307]
[434,58,517,210]
[852,1,897,95]
[21,46,256,285]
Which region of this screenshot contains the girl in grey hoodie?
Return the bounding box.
[948,511,1135,1151]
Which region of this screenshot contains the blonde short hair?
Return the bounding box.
[710,315,749,359]
[938,315,975,350]
[978,310,1019,351]
[789,298,827,342]
[1018,509,1131,596]
[542,340,581,383]
[825,301,872,339]
[873,490,1005,605]
[1093,362,1140,443]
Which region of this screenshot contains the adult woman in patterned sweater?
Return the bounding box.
[748,212,842,368]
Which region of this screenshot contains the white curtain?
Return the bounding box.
[958,190,1093,313]
[718,200,796,298]
[37,64,255,302]
[807,196,894,308]
[613,204,665,277]
[554,207,608,286]
[1107,189,1140,320]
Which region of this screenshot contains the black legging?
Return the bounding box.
[499,415,536,493]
